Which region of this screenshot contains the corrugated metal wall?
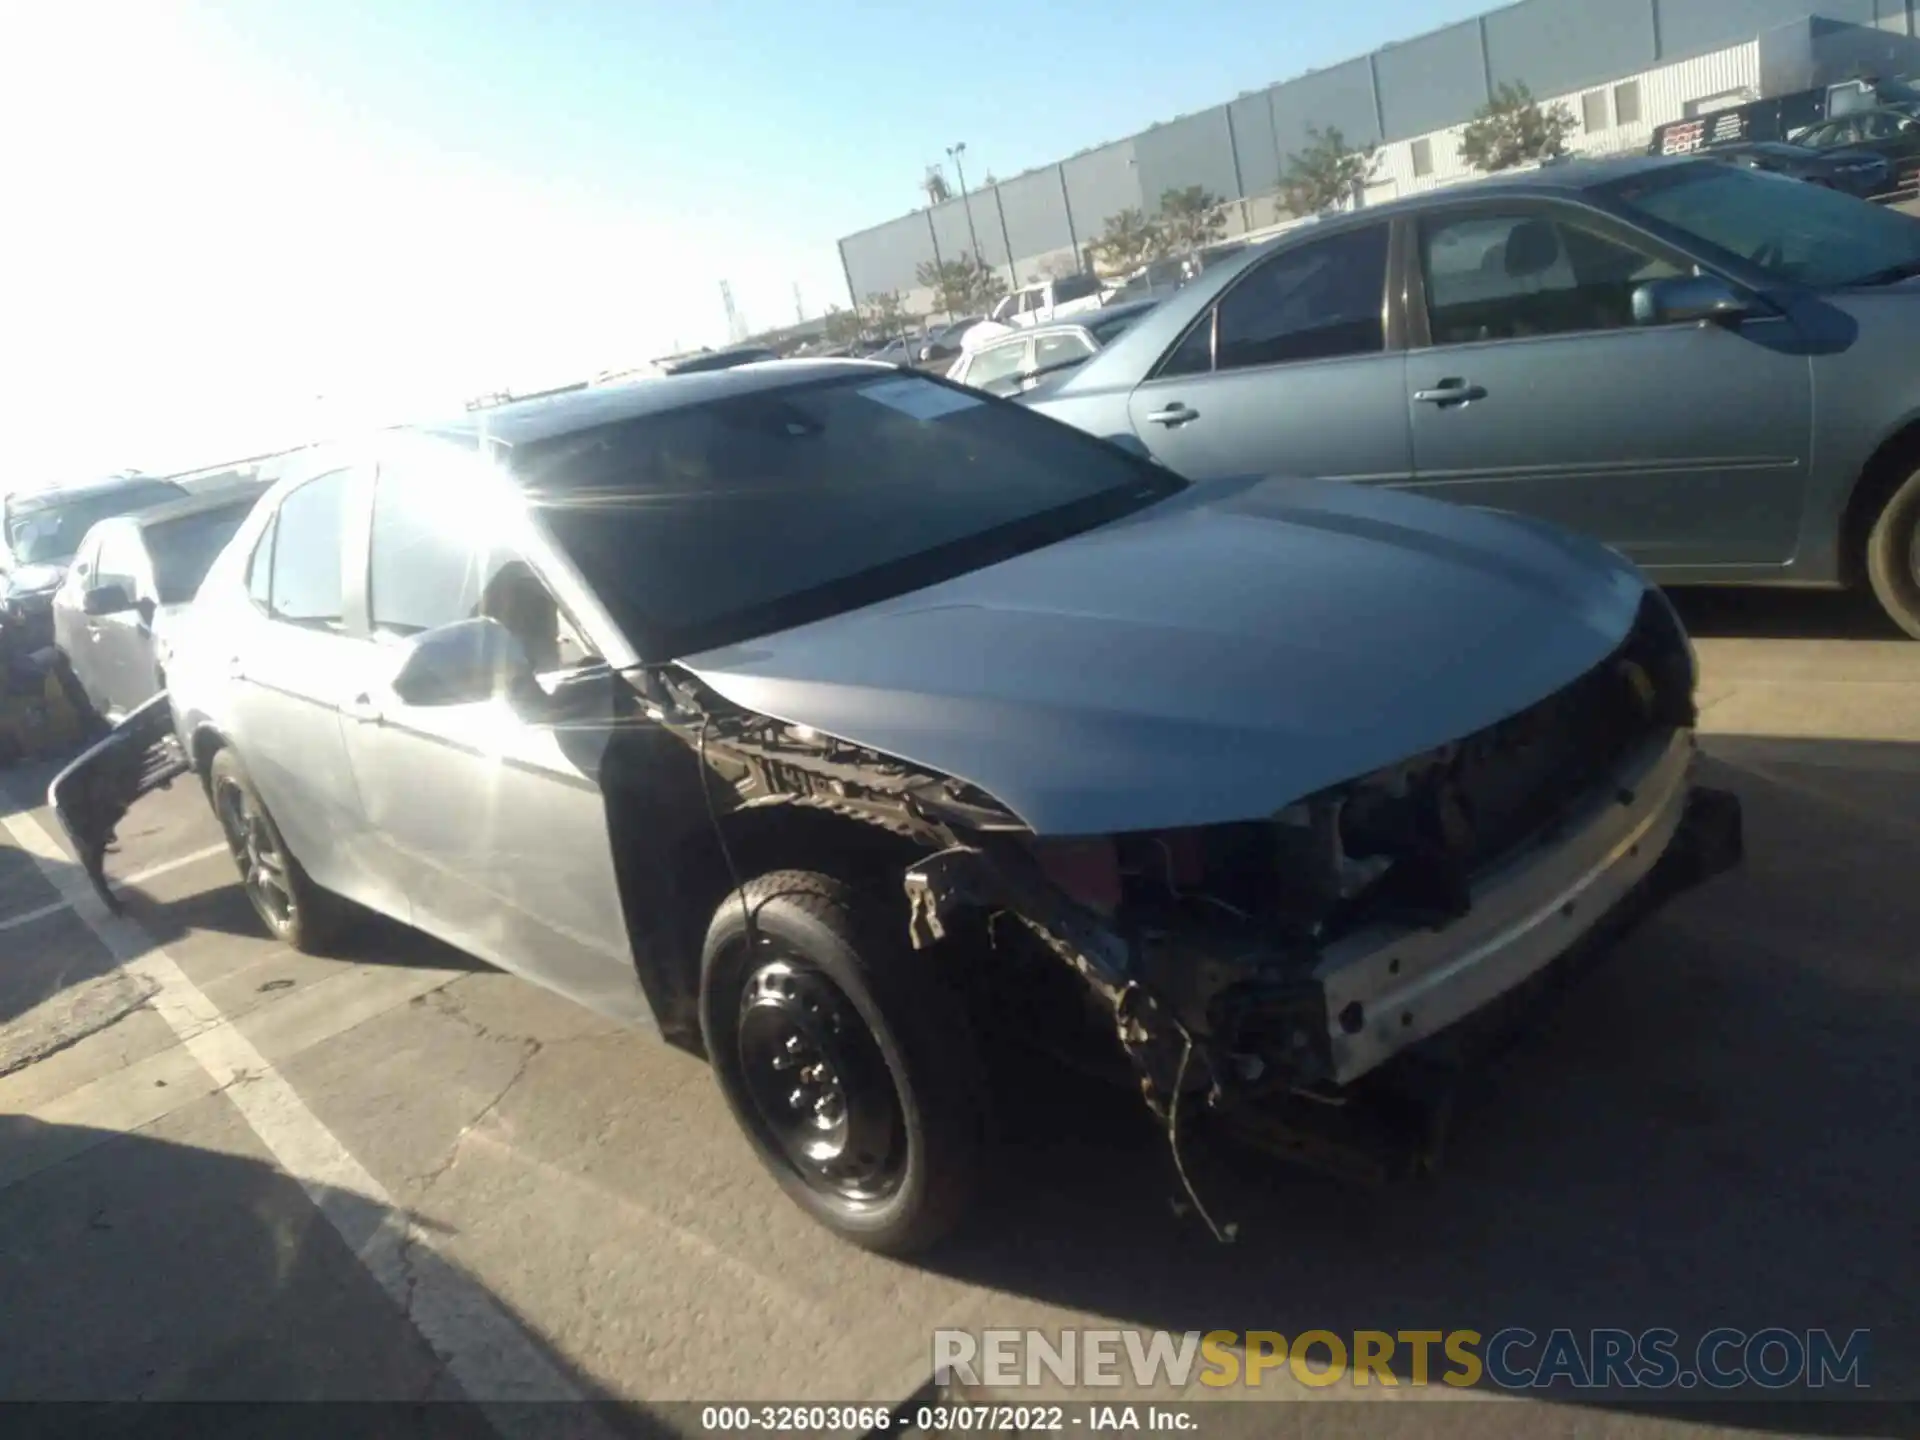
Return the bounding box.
[838,215,938,306]
[1375,19,1491,139]
[1483,0,1656,98]
[838,0,1917,304]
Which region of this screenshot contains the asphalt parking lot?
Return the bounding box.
[1,588,1916,1439]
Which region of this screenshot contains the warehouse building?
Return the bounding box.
[838,0,1920,316]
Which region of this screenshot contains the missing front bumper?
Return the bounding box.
[1312,729,1733,1086]
[1213,778,1743,1181]
[47,692,191,913]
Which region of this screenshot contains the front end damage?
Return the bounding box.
[900,592,1742,1226]
[47,692,191,912]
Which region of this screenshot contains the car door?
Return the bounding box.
[1122,220,1413,486]
[333,455,645,1021]
[1400,200,1813,569]
[88,524,158,717]
[225,467,410,919]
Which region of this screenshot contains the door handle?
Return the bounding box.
[342,693,383,725]
[1413,379,1487,407]
[1145,402,1199,427]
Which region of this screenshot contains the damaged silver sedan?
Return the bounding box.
[50,363,1741,1253]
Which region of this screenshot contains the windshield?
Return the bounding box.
[147,504,254,604]
[4,482,185,567]
[1604,162,1920,288]
[514,372,1183,656]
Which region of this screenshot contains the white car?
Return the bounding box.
[963,273,1108,353]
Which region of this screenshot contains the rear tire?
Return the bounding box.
[208,747,345,952]
[699,870,988,1255]
[1864,466,1920,639]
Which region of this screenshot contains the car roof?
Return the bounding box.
[1021,300,1160,338]
[418,359,893,449]
[127,483,271,531]
[1313,152,1693,227]
[5,473,185,515]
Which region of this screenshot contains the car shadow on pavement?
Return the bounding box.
[0,843,486,1040]
[926,739,1920,1433]
[0,1116,674,1437]
[1666,586,1907,641]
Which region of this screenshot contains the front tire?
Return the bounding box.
[699,870,988,1254]
[1865,466,1920,639]
[208,747,345,952]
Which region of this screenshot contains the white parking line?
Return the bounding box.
[122,842,230,887]
[0,897,71,935]
[0,802,611,1428]
[0,844,227,936]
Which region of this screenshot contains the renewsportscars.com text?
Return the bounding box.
[933,1327,1871,1392]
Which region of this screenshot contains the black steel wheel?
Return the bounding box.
[735,949,907,1206]
[701,870,988,1254]
[207,747,343,952]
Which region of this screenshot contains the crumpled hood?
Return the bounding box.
[679,476,1651,836]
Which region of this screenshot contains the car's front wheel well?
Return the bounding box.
[1843,420,1920,587]
[632,800,935,1053]
[188,725,228,794]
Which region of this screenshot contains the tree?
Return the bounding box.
[821,304,863,347]
[1087,208,1163,277]
[1459,81,1575,173]
[923,166,951,205]
[1157,185,1227,255]
[1279,125,1379,216]
[862,290,913,338]
[913,255,1007,315]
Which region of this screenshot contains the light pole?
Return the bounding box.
[946,141,983,265]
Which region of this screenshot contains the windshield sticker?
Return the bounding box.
[856,376,982,422]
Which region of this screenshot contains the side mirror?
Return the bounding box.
[390,617,541,710]
[1633,275,1750,326]
[83,583,135,617]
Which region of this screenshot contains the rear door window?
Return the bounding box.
[267,470,349,630]
[1209,223,1390,372]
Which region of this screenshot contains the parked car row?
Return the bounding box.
[51,485,268,723]
[1024,153,1920,638]
[2,474,190,654]
[56,146,1920,1258]
[53,160,1767,1253]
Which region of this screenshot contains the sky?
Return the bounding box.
[3,0,1490,479]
